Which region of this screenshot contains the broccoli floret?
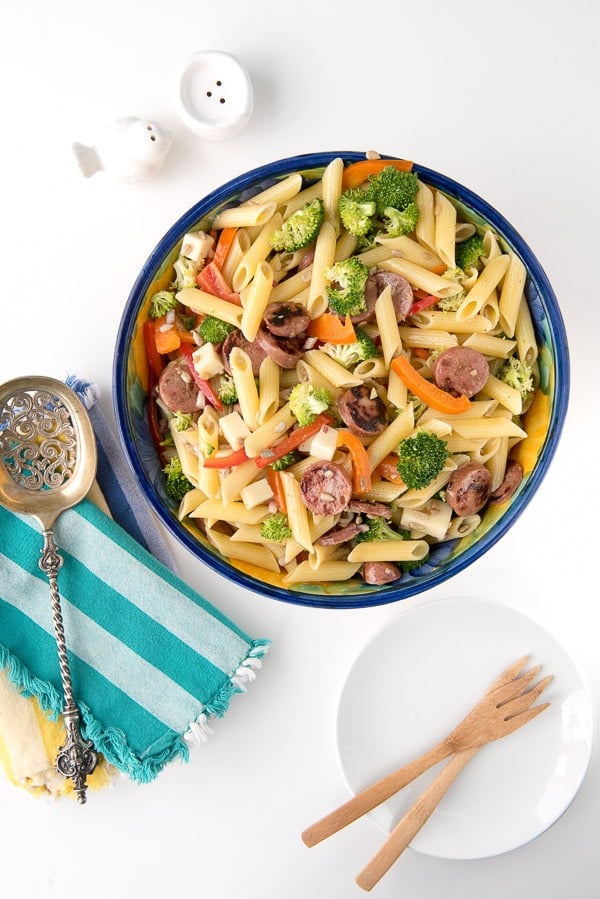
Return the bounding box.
[368,166,420,215]
[270,198,324,252]
[172,256,201,290]
[172,412,194,432]
[270,451,300,471]
[455,234,486,271]
[148,290,177,320]
[401,551,431,572]
[260,512,293,542]
[354,516,405,543]
[325,257,370,316]
[163,457,193,503]
[497,357,534,401]
[382,203,420,237]
[288,383,331,427]
[198,315,235,344]
[338,188,377,236]
[322,327,378,369]
[396,430,449,490]
[215,373,238,405]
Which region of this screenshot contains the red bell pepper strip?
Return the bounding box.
[178,343,224,411]
[196,261,242,306]
[254,414,334,469]
[408,293,438,315]
[202,446,250,469]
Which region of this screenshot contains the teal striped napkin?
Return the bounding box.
[0,498,269,783]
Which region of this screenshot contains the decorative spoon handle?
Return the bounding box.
[39,528,98,803]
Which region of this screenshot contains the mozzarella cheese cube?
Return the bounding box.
[400,500,453,541]
[220,410,251,450]
[192,342,224,380]
[240,478,274,510]
[180,230,214,263]
[300,425,338,461]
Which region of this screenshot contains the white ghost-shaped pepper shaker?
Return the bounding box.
[72,117,172,183]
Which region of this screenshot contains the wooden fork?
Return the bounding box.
[355,663,551,890]
[302,656,551,849]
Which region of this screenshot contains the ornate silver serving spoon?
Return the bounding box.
[0,376,99,803]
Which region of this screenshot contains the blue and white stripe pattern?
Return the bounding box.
[0,499,269,783]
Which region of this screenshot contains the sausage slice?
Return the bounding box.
[222,329,269,376]
[157,359,199,413]
[446,461,492,516]
[263,302,310,338]
[256,329,305,369]
[362,561,402,585]
[432,347,489,398]
[300,462,352,515]
[355,271,413,324]
[348,500,393,519]
[337,385,388,438]
[489,459,523,505]
[317,521,369,545]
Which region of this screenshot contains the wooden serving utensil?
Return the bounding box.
[302,656,552,891]
[303,656,551,848]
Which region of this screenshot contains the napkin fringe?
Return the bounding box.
[185,640,270,744]
[1,638,270,784]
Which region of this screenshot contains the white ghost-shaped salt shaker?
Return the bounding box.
[72,117,172,183]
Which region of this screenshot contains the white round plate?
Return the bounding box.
[336,597,594,860]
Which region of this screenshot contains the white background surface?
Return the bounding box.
[2,2,599,897]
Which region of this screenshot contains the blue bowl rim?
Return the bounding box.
[113,151,570,610]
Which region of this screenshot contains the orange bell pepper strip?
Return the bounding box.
[143,320,165,380]
[337,429,372,495]
[391,355,471,414]
[307,313,357,344]
[266,467,287,513]
[342,158,413,190]
[212,227,238,270]
[153,316,182,355]
[254,414,334,468]
[375,454,405,485]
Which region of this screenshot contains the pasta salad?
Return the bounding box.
[142,156,538,588]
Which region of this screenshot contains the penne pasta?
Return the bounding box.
[242,172,303,209]
[307,221,337,316]
[229,347,260,429]
[456,254,510,321]
[375,234,445,271]
[176,287,244,328]
[347,540,429,563]
[232,215,282,293]
[206,529,280,573]
[321,157,344,233]
[415,181,436,250]
[212,201,277,229]
[375,286,402,365]
[283,559,361,584]
[380,257,462,298]
[498,253,527,338]
[239,260,274,341]
[434,190,457,268]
